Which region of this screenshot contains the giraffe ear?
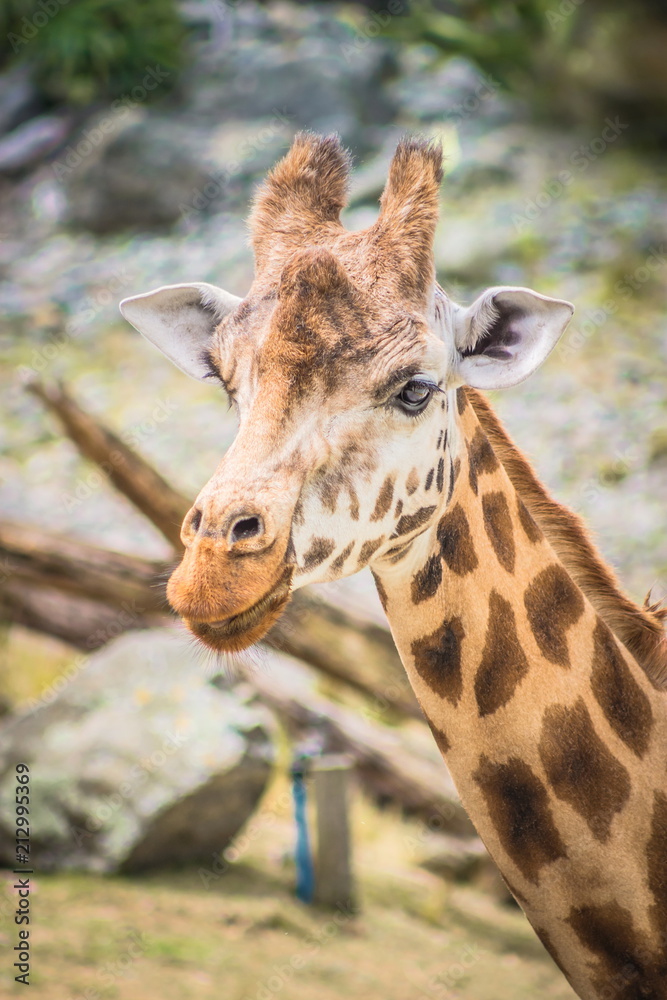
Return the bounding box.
[119,283,242,381]
[453,286,574,390]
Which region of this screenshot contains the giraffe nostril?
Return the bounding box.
[189,508,202,533]
[230,515,263,544]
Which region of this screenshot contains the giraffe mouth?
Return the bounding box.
[184,567,294,652]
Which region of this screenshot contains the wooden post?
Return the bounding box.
[312,754,357,912]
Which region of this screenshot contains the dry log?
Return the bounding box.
[0,520,169,611]
[0,579,164,650]
[27,380,190,550]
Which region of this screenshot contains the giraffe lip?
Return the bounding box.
[185,569,293,652]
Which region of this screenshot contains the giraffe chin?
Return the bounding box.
[184,569,293,653]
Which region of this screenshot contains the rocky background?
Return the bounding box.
[0,3,665,997]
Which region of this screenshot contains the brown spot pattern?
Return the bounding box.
[567,901,667,1000]
[475,591,529,717]
[534,927,568,975]
[370,475,395,521]
[467,427,499,496]
[482,491,516,574]
[517,498,541,544]
[358,536,385,564]
[424,468,434,491]
[411,616,466,704]
[405,468,419,495]
[524,564,584,667]
[316,472,341,513]
[372,571,388,611]
[411,554,442,605]
[329,541,354,574]
[436,456,445,493]
[384,540,413,562]
[302,537,336,569]
[393,505,436,538]
[437,504,479,576]
[646,791,667,938]
[292,497,305,526]
[473,755,567,883]
[394,498,403,518]
[427,719,451,756]
[348,486,360,521]
[447,456,461,505]
[538,697,631,841]
[456,387,467,415]
[590,618,653,758]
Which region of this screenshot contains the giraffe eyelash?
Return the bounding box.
[199,353,237,413]
[200,349,226,386]
[406,379,444,394]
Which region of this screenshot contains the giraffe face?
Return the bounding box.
[217,260,454,596]
[120,135,572,652]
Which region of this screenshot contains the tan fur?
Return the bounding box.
[466,386,667,689]
[372,138,443,306]
[249,132,350,273]
[249,133,444,308]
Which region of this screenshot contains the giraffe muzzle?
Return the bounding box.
[167,491,297,650]
[183,565,294,652]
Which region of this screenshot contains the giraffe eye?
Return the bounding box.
[396,380,434,414]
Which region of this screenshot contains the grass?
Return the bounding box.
[0,858,576,1000]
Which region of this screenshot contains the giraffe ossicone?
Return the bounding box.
[121,133,667,1000]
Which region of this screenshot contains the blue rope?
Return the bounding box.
[292,769,315,904]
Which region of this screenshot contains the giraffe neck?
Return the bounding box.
[373,393,667,1000]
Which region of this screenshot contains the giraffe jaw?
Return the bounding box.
[184,567,294,652]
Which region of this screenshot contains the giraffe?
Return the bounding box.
[120,133,667,1000]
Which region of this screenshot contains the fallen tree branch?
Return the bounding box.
[0,579,164,650]
[0,520,169,611]
[27,380,190,551]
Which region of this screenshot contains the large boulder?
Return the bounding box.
[60,114,216,232]
[58,2,399,233]
[179,1,398,155]
[0,628,275,872]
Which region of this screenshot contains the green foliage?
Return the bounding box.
[385,0,667,136]
[386,0,582,110]
[2,0,185,106]
[384,0,574,92]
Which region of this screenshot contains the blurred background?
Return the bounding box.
[0,1,666,997]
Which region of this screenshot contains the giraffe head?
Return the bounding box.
[120,134,573,652]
